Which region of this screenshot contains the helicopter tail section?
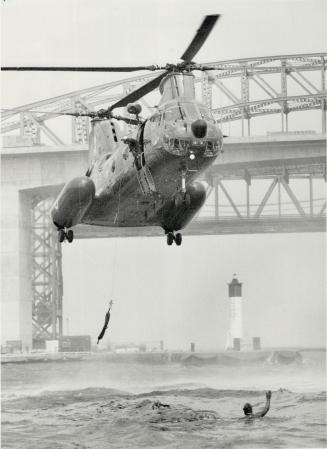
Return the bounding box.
[89,119,123,168]
[51,176,95,230]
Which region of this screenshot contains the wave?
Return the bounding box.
[3,385,326,449]
[137,387,267,399]
[3,385,325,405]
[178,350,324,366]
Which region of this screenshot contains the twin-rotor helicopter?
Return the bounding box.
[3,15,226,246]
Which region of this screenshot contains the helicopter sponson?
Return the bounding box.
[51,177,95,230]
[158,182,207,234]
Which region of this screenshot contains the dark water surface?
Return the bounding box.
[2,352,326,449]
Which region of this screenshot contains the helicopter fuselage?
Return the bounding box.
[51,73,224,239]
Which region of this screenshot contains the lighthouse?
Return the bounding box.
[226,274,243,350]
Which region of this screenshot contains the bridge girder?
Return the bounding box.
[2,53,326,142]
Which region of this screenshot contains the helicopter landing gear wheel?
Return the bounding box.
[58,229,65,243]
[166,232,174,246]
[58,228,74,243]
[165,231,182,246]
[175,233,182,246]
[66,229,74,243]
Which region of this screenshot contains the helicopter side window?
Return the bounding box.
[183,103,199,121]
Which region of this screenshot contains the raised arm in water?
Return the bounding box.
[253,391,271,418]
[243,391,272,418]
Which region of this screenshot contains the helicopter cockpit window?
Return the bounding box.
[164,107,183,122]
[199,107,215,123]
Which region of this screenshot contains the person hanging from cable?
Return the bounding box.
[97,300,113,344]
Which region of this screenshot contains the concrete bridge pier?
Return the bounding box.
[1,188,33,350]
[1,188,64,351]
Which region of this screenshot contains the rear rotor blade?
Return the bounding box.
[1,65,159,72]
[109,71,168,110]
[1,108,96,117]
[181,15,220,63]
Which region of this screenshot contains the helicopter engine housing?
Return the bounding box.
[51,176,95,229]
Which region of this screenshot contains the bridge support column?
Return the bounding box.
[1,189,33,351]
[31,198,63,345]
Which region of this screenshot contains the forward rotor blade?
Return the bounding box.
[109,71,168,110]
[1,65,159,72]
[181,15,220,63]
[1,108,95,117]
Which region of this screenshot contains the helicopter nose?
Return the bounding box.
[191,119,207,138]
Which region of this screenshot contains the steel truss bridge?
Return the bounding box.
[2,53,326,140]
[1,53,326,347]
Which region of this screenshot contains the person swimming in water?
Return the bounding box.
[243,391,272,418]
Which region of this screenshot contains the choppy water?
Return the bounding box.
[2,351,326,449]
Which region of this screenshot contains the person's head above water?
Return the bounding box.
[243,402,253,416]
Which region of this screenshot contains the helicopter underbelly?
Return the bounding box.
[81,145,216,228]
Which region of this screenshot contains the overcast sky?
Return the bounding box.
[1,0,326,349]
